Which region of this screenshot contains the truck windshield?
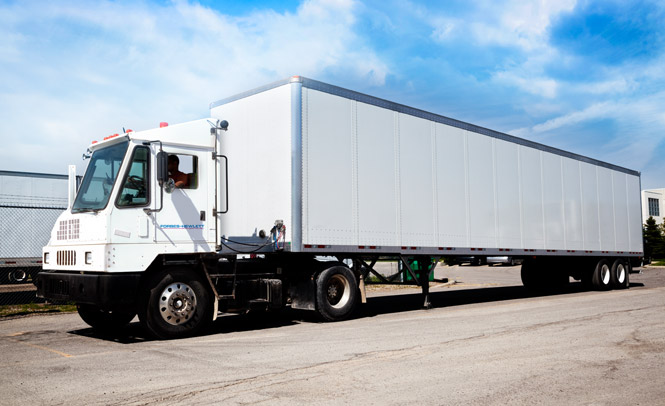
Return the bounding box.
[72,141,129,213]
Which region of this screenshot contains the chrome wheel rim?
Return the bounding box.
[327,274,351,309]
[616,264,626,284]
[159,282,197,325]
[601,264,611,285]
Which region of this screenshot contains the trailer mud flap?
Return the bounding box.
[288,278,316,311]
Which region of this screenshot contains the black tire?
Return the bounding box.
[591,259,612,291]
[6,268,35,284]
[77,304,136,331]
[610,259,629,289]
[521,258,568,291]
[315,266,359,322]
[138,268,212,339]
[520,259,538,289]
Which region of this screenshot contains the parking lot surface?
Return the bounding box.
[1,265,664,405]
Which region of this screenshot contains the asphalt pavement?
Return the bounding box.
[1,265,664,405]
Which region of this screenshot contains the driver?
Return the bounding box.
[167,155,189,188]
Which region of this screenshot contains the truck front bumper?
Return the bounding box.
[34,271,141,307]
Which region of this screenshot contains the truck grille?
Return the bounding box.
[56,250,76,266]
[57,219,80,240]
[45,278,70,296]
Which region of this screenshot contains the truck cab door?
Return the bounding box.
[154,149,213,252]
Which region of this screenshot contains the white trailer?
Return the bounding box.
[0,170,70,283]
[36,77,643,338]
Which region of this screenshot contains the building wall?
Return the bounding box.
[642,188,665,225]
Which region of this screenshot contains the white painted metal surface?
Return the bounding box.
[210,78,642,256]
[211,84,293,246]
[298,88,642,254]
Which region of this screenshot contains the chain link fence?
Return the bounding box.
[0,202,66,306]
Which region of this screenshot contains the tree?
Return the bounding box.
[643,216,665,259]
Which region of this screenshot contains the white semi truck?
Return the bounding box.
[36,76,644,338]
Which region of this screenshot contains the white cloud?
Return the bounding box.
[512,101,615,135]
[576,78,639,95]
[423,0,577,98]
[509,91,665,188]
[492,70,559,98]
[427,0,576,51]
[0,0,389,174]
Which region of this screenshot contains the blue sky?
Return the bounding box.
[1,0,663,188]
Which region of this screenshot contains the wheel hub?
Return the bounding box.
[601,264,611,285]
[617,264,626,284]
[326,274,351,309]
[159,282,197,325]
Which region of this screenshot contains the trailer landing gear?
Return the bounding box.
[353,255,437,310]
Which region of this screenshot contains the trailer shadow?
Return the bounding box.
[69,281,645,343]
[354,281,645,320]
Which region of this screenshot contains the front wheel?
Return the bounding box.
[138,268,212,339]
[77,304,136,331]
[315,266,359,322]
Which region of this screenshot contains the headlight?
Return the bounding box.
[85,252,92,264]
[44,252,50,264]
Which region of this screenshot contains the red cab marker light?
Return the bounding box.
[91,140,98,144]
[160,122,168,128]
[126,129,133,133]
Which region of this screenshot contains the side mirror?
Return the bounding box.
[157,151,168,186]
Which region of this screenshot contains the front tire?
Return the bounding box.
[138,268,212,339]
[315,266,359,322]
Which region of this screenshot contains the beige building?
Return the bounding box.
[642,188,665,224]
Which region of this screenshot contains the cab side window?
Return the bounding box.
[167,153,198,189]
[116,146,150,207]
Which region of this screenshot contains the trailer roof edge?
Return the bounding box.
[0,170,68,180]
[209,76,640,177]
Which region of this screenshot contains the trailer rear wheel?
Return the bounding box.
[591,259,612,291]
[521,258,569,291]
[139,268,212,339]
[8,268,29,283]
[610,259,629,289]
[77,304,136,331]
[520,259,539,290]
[315,266,359,322]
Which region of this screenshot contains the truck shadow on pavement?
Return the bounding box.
[69,312,302,344]
[356,281,643,319]
[69,281,644,343]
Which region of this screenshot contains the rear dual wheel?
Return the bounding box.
[591,259,612,291]
[589,258,630,290]
[520,258,568,291]
[610,259,630,289]
[315,266,359,322]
